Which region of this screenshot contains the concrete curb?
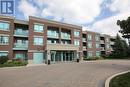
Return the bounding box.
[105,70,130,87]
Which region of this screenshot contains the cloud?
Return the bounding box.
[109,0,130,13]
[88,0,130,36]
[33,0,103,24]
[18,0,38,19]
[18,0,104,24]
[91,12,130,36]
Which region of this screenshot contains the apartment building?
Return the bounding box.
[100,34,115,56]
[0,15,83,64]
[82,31,101,58]
[0,15,115,65]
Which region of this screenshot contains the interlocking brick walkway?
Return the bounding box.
[0,60,130,87]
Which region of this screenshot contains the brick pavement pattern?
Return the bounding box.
[0,60,130,87]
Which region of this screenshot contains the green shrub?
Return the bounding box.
[0,56,9,64]
[83,56,101,61]
[0,60,28,68]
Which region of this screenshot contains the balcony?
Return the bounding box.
[47,30,59,39]
[14,30,28,37]
[13,43,28,50]
[61,32,71,40]
[100,47,105,51]
[83,46,86,50]
[110,41,114,45]
[47,35,59,39]
[82,38,86,42]
[100,40,105,44]
[110,48,114,51]
[61,36,71,40]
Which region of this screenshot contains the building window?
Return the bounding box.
[15,53,27,59]
[87,42,92,48]
[96,43,100,48]
[87,34,92,40]
[96,51,100,57]
[87,51,93,58]
[34,24,44,32]
[0,22,9,30]
[34,37,43,45]
[61,32,70,39]
[0,52,8,57]
[95,35,99,41]
[74,31,80,37]
[74,39,80,46]
[106,38,109,42]
[107,44,110,49]
[0,36,9,45]
[47,30,59,38]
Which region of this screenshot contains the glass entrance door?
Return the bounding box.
[51,51,56,63]
[50,51,75,63]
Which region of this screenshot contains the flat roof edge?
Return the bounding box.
[29,16,82,29]
[0,15,14,19]
[14,19,29,25]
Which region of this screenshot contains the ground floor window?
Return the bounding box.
[15,53,27,59]
[87,51,93,58]
[96,51,100,57]
[0,52,8,57]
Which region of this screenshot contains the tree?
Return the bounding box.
[122,40,129,57]
[113,34,128,58]
[117,17,130,46]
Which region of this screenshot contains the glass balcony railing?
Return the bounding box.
[100,40,105,44]
[14,43,28,49]
[82,38,86,42]
[110,41,114,45]
[14,30,28,36]
[61,36,71,40]
[100,47,105,51]
[47,34,59,38]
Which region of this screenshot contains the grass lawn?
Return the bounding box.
[109,72,130,87]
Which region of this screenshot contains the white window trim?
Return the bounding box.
[74,30,80,37]
[0,35,9,45]
[0,21,10,31]
[87,42,92,48]
[34,23,44,33]
[33,36,44,45]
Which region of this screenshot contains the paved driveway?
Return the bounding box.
[0,60,130,87]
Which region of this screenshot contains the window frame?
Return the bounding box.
[0,35,9,45]
[87,42,92,48]
[96,43,100,48]
[34,23,44,32]
[74,39,80,46]
[87,34,92,40]
[96,51,100,57]
[74,30,80,37]
[0,51,8,57]
[0,22,10,31]
[33,36,44,45]
[87,51,93,58]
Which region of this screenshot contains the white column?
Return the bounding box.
[61,52,63,62]
[47,50,51,60]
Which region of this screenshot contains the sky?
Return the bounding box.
[8,0,130,36]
